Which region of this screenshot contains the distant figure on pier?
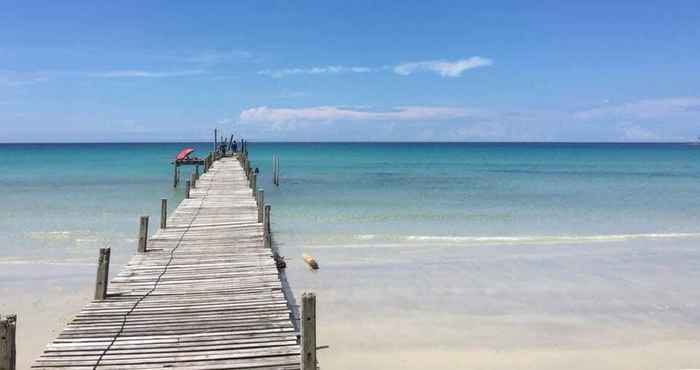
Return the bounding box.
[254,167,259,175]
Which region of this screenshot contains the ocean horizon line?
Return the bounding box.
[0,140,697,145]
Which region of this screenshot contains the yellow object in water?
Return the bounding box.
[303,253,319,270]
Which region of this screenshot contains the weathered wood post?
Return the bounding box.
[185,180,191,199]
[94,247,111,300]
[160,198,167,229]
[191,172,197,189]
[195,165,199,179]
[138,216,149,253]
[264,205,271,249]
[257,189,264,223]
[300,293,317,370]
[214,128,217,154]
[173,163,179,188]
[251,173,257,193]
[0,314,16,370]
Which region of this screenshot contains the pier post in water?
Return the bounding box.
[257,189,264,223]
[191,172,197,189]
[0,314,16,370]
[264,205,271,248]
[160,198,167,229]
[94,248,111,300]
[173,163,179,188]
[138,216,149,253]
[185,180,191,199]
[300,293,317,370]
[251,173,257,193]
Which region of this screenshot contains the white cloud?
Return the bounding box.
[617,123,658,141]
[89,69,205,78]
[574,97,700,120]
[394,57,493,77]
[231,97,700,141]
[258,66,373,78]
[239,106,482,123]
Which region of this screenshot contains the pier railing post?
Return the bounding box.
[264,205,271,249]
[257,189,264,223]
[160,198,167,229]
[185,180,191,199]
[191,172,197,189]
[300,293,317,370]
[138,216,149,253]
[251,173,257,193]
[94,248,111,300]
[173,163,179,188]
[0,314,16,370]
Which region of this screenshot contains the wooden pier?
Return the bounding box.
[29,150,312,369]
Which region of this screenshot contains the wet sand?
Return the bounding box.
[1,263,96,369]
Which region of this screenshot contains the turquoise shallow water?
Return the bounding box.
[3,143,700,369]
[1,142,700,263]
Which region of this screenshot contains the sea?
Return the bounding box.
[2,142,700,369]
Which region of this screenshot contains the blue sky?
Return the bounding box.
[1,1,699,142]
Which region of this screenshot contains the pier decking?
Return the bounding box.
[31,156,302,369]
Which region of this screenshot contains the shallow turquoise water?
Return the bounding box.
[3,143,700,369]
[1,142,700,264]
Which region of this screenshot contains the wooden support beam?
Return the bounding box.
[0,314,16,370]
[300,293,317,370]
[160,198,167,229]
[185,180,191,199]
[137,216,149,253]
[251,173,257,193]
[191,172,197,189]
[94,248,110,300]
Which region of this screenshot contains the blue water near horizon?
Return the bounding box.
[2,142,700,264]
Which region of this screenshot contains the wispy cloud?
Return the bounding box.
[182,50,252,65]
[230,97,700,141]
[258,66,373,78]
[0,71,49,87]
[258,57,493,78]
[574,97,700,120]
[240,106,481,123]
[394,57,492,77]
[88,69,205,78]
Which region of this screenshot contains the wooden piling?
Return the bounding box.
[194,165,199,179]
[264,205,271,249]
[160,198,167,229]
[173,163,179,188]
[138,216,149,253]
[251,173,257,193]
[273,155,280,186]
[300,293,317,370]
[94,247,110,300]
[191,172,197,189]
[0,314,16,370]
[185,180,191,199]
[257,189,264,223]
